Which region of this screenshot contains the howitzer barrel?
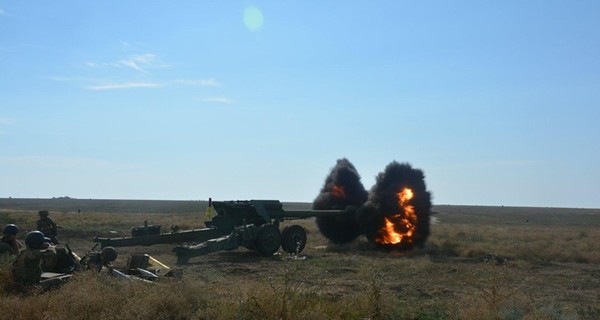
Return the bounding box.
[211,200,350,223]
[275,209,347,219]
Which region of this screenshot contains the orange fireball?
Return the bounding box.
[375,187,418,245]
[331,184,347,199]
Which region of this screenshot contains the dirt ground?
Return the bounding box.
[2,202,599,318]
[60,205,600,318]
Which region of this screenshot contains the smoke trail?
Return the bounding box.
[357,161,431,250]
[312,158,368,244]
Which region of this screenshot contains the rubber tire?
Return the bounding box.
[281,225,307,254]
[254,224,281,256]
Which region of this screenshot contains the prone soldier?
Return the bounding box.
[80,246,118,272]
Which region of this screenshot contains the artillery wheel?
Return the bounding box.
[281,225,307,254]
[254,224,281,256]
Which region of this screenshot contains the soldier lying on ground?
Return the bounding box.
[0,224,23,256]
[80,246,118,272]
[79,246,148,281]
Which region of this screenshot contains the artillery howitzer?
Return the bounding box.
[93,200,349,264]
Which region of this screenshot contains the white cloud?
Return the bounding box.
[120,40,147,50]
[49,74,223,91]
[118,60,147,72]
[0,156,145,170]
[171,79,220,87]
[0,9,24,19]
[86,53,160,73]
[65,50,222,92]
[116,53,156,72]
[199,97,234,104]
[86,82,160,90]
[44,75,98,82]
[130,53,155,64]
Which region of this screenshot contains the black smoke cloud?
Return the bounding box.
[357,161,432,250]
[312,158,368,244]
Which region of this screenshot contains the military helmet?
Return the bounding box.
[25,231,46,249]
[100,246,118,262]
[3,224,19,235]
[38,210,49,217]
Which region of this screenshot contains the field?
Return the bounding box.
[1,198,599,320]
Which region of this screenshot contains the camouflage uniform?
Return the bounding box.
[81,252,108,272]
[12,246,57,286]
[41,245,59,272]
[37,217,59,244]
[0,236,22,255]
[42,246,79,273]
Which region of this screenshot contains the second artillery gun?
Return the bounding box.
[93,199,350,264]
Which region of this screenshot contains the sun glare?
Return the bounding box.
[243,6,264,32]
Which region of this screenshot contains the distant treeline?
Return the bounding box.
[0,198,312,215]
[0,198,205,214]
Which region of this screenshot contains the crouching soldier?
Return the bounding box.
[11,231,58,289]
[40,238,81,274]
[81,246,118,272]
[37,210,60,244]
[0,224,23,256]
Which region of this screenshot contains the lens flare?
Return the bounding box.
[243,6,264,32]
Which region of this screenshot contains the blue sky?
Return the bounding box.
[1,1,599,208]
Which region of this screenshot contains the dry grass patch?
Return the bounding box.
[1,204,599,319]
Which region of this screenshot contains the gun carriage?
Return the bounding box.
[93,200,348,263]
